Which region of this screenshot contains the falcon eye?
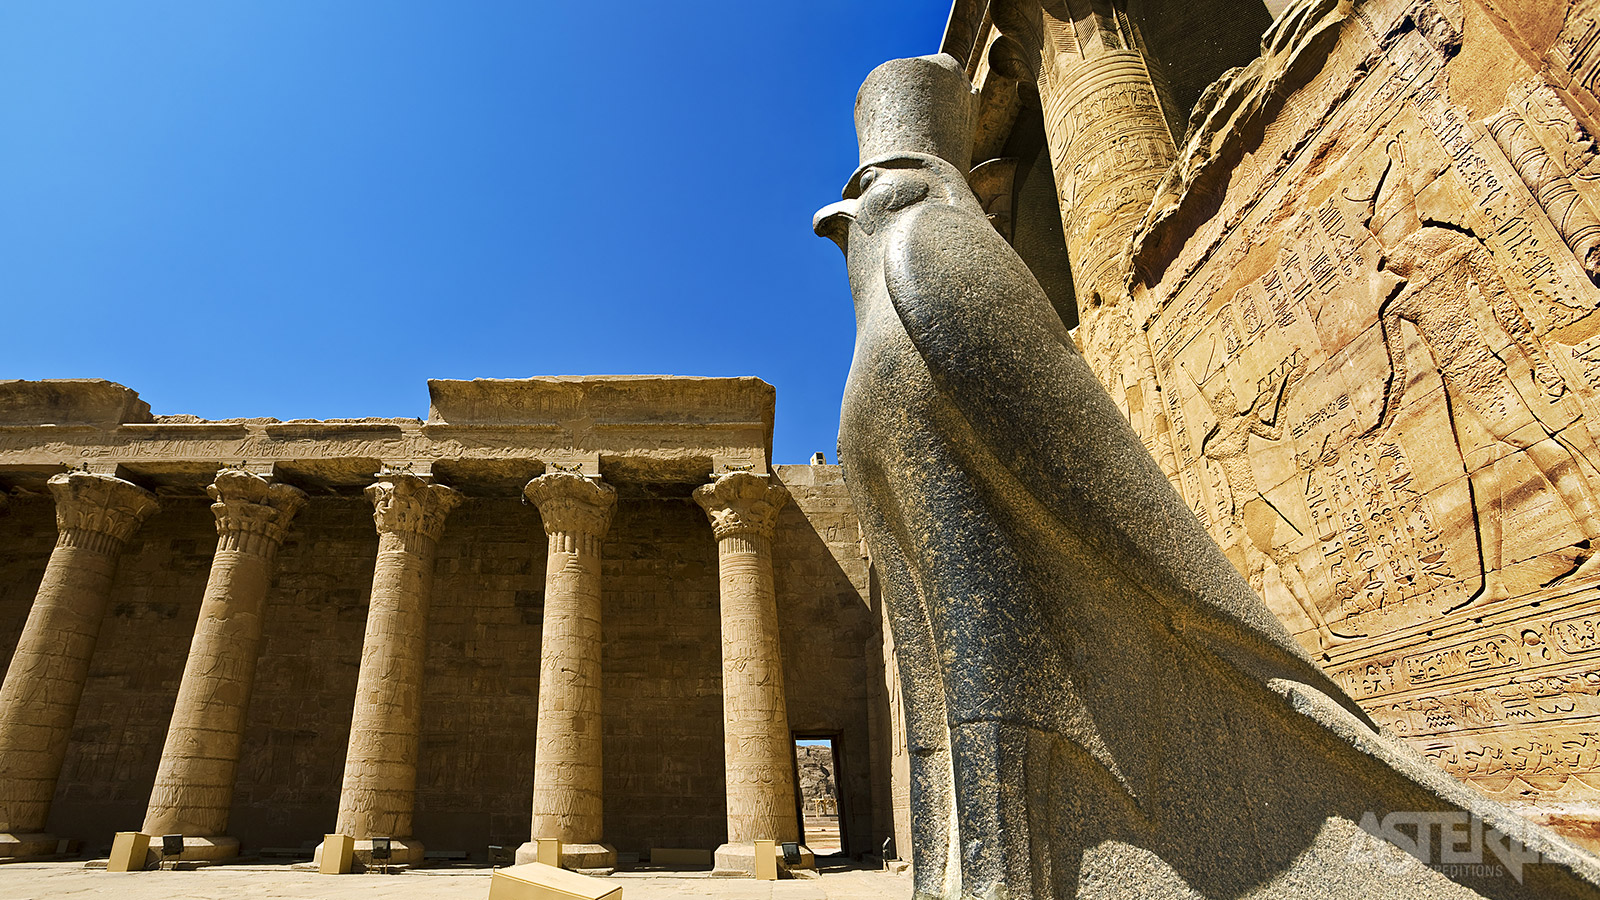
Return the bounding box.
[858,168,878,192]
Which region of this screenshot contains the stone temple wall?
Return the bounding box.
[591,497,725,854]
[947,0,1600,847]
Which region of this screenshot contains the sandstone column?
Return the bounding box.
[142,469,306,862]
[328,474,460,870]
[993,0,1178,308]
[989,1,1185,487]
[694,472,811,876]
[515,472,617,871]
[0,472,158,858]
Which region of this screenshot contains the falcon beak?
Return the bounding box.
[813,199,859,254]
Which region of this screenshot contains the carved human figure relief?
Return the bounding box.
[1366,141,1600,605]
[1197,363,1353,648]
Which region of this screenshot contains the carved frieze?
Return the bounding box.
[1066,0,1600,833]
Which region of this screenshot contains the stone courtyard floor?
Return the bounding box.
[0,859,913,900]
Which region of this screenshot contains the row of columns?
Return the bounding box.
[0,468,806,876]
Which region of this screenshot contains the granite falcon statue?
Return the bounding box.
[814,53,1600,900]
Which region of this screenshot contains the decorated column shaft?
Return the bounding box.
[517,472,617,870]
[694,472,809,874]
[993,0,1177,307]
[331,473,460,868]
[142,469,305,860]
[0,472,157,853]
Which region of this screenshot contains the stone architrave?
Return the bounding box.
[142,469,306,862]
[327,474,460,870]
[693,472,812,877]
[0,472,158,858]
[515,472,617,871]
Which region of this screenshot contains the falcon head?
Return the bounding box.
[813,152,977,255]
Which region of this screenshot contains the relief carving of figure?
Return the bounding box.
[1366,140,1600,605]
[1197,365,1355,647]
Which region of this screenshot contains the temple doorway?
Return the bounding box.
[793,735,844,856]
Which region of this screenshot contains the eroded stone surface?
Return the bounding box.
[0,380,152,428]
[0,377,775,497]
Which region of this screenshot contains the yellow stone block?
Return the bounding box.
[536,837,562,867]
[106,832,150,873]
[488,862,621,900]
[753,840,777,881]
[319,833,354,875]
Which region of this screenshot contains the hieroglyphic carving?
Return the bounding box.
[0,419,769,492]
[1304,437,1463,634]
[1366,142,1600,604]
[1195,360,1355,647]
[992,0,1177,317]
[1487,98,1600,281]
[1114,0,1600,839]
[1076,299,1178,475]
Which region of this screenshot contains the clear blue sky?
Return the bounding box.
[0,2,952,465]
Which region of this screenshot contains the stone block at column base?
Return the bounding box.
[313,837,425,872]
[711,842,815,878]
[147,835,240,866]
[514,840,616,873]
[0,833,68,859]
[355,837,424,871]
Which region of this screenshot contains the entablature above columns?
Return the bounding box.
[0,376,774,498]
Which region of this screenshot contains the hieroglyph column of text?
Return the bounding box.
[0,472,158,852]
[518,472,617,870]
[143,469,306,859]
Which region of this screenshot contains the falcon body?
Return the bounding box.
[816,152,1600,899]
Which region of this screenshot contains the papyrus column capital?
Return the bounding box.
[366,475,461,545]
[694,472,789,543]
[48,471,159,550]
[524,472,616,539]
[208,469,306,558]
